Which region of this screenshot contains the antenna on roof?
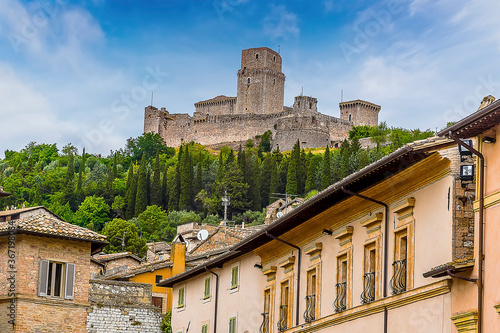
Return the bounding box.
[278,45,280,54]
[341,89,344,102]
[301,87,303,96]
[151,92,154,106]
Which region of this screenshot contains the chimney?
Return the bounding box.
[171,241,186,276]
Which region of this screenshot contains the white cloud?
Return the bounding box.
[263,5,299,40]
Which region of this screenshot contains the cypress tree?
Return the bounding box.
[194,154,203,195]
[212,152,225,195]
[305,155,319,193]
[179,145,193,211]
[340,139,351,179]
[278,158,288,194]
[151,152,162,206]
[169,146,183,211]
[286,154,298,195]
[268,156,279,204]
[251,157,261,211]
[260,153,273,207]
[112,151,118,178]
[75,148,86,206]
[320,146,332,190]
[161,164,169,210]
[125,165,137,219]
[135,156,148,216]
[64,152,76,209]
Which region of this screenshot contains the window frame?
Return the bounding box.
[203,276,211,301]
[38,260,75,300]
[230,263,240,292]
[177,285,186,310]
[229,315,237,333]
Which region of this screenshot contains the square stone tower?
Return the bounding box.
[235,47,285,115]
[339,99,380,127]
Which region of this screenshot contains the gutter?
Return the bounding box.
[205,267,219,333]
[448,132,485,333]
[265,231,301,327]
[341,187,389,333]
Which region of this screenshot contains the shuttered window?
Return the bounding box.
[229,317,237,333]
[178,287,185,308]
[231,266,239,289]
[201,324,208,333]
[203,277,211,299]
[38,260,75,300]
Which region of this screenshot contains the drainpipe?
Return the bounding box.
[265,231,301,327]
[341,187,389,333]
[448,132,484,333]
[205,268,219,333]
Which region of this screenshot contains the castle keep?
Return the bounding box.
[144,47,380,151]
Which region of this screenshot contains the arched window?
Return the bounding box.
[247,77,251,84]
[349,114,352,122]
[256,54,259,59]
[273,78,276,85]
[273,55,276,62]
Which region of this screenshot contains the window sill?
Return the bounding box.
[229,287,239,294]
[203,297,211,304]
[177,306,185,312]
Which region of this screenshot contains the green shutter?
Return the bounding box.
[229,317,236,333]
[204,277,211,299]
[178,287,185,307]
[231,266,239,289]
[201,324,208,333]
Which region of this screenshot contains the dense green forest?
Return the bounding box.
[0,123,433,257]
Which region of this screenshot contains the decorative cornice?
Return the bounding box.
[451,311,478,332]
[393,197,416,215]
[279,257,295,270]
[361,212,383,233]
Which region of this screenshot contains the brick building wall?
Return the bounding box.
[0,234,92,333]
[86,280,161,333]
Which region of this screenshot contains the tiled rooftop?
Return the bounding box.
[0,212,107,243]
[93,252,143,263]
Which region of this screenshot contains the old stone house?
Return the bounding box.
[160,136,481,333]
[92,251,143,276]
[0,206,107,333]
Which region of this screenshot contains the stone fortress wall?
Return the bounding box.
[144,47,381,151]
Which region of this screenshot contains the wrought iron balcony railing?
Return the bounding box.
[389,259,407,295]
[333,282,347,313]
[303,294,316,323]
[259,311,270,333]
[277,305,288,332]
[360,272,375,304]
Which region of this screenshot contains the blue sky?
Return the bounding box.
[1,0,499,156]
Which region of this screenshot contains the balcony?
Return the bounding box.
[277,305,288,332]
[260,311,270,333]
[333,282,347,313]
[360,272,375,304]
[303,294,316,323]
[390,259,407,295]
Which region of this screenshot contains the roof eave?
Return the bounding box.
[437,100,500,138]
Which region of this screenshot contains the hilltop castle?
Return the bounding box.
[144,47,380,151]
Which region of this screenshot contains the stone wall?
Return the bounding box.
[86,279,161,333]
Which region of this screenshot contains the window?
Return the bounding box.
[204,277,211,299]
[247,77,251,84]
[278,280,290,332]
[334,255,347,312]
[229,316,237,333]
[391,229,408,295]
[231,265,239,290]
[261,289,271,333]
[348,114,352,122]
[273,78,276,85]
[273,55,276,62]
[361,244,376,304]
[201,324,208,333]
[152,296,163,312]
[38,260,75,300]
[304,269,317,322]
[178,287,185,308]
[155,275,163,284]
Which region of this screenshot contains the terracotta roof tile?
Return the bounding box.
[93,252,143,263]
[0,212,107,243]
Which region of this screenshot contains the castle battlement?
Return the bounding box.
[144,48,380,150]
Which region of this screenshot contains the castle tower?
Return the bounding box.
[293,95,318,113]
[144,105,167,135]
[339,100,380,127]
[235,47,285,115]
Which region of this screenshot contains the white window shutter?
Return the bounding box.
[38,260,49,297]
[65,263,76,300]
